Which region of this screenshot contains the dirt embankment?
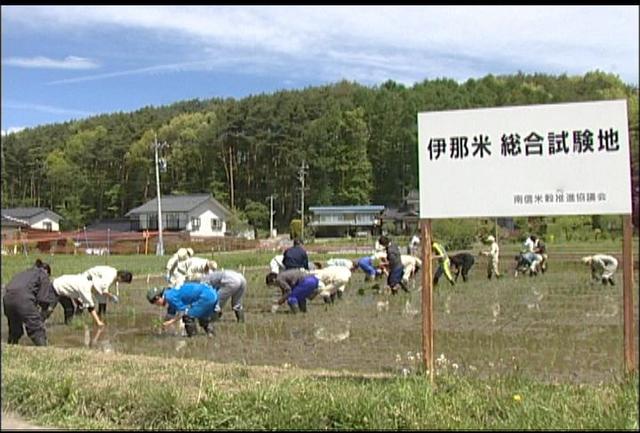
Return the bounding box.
[1,412,59,430]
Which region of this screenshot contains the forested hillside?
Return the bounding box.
[2,71,638,230]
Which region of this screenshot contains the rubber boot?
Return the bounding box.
[98,303,107,317]
[608,277,615,286]
[40,304,54,322]
[298,302,307,313]
[31,333,47,347]
[234,310,245,323]
[288,303,299,314]
[63,308,75,325]
[183,316,198,337]
[199,318,215,337]
[210,311,221,323]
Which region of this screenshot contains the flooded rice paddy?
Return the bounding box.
[2,259,638,384]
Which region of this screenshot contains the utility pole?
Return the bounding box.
[268,194,276,238]
[298,160,308,241]
[153,133,168,256]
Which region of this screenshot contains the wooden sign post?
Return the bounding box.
[420,219,434,383]
[622,214,636,373]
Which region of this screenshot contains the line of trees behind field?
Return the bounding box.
[1,71,638,232]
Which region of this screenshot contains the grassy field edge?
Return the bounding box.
[1,344,638,430]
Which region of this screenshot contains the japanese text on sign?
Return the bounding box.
[417,100,631,218]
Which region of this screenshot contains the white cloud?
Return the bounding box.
[3,6,638,85]
[1,126,26,136]
[4,101,94,117]
[4,55,99,70]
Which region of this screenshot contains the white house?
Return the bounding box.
[1,207,62,232]
[126,194,231,238]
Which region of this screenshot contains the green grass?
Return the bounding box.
[1,345,637,430]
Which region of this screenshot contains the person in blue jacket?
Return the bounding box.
[146,281,218,337]
[353,256,382,282]
[265,269,320,314]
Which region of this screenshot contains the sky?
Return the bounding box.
[1,5,638,134]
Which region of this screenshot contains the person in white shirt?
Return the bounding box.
[326,258,354,269]
[82,266,132,317]
[409,234,421,255]
[165,247,193,286]
[312,265,352,302]
[51,273,104,326]
[581,254,618,285]
[184,257,218,283]
[481,235,502,279]
[523,235,536,253]
[270,254,285,274]
[400,254,422,287]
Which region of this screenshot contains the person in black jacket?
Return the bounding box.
[378,235,406,294]
[449,252,475,282]
[2,259,56,346]
[282,238,309,271]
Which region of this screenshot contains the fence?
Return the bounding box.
[0,228,259,256]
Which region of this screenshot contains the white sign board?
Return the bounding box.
[418,100,631,218]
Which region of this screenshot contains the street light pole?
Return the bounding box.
[269,194,276,238]
[298,160,308,241]
[153,133,168,256]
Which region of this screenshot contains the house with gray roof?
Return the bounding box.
[308,205,385,237]
[1,207,62,232]
[125,194,232,237]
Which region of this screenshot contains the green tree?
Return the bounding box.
[244,199,270,235]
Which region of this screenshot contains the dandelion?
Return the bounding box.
[401,368,410,377]
[452,363,459,370]
[513,394,522,402]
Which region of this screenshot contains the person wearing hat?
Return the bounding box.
[432,241,455,287]
[481,235,502,280]
[82,266,133,317]
[147,281,218,337]
[165,247,192,287]
[581,254,618,285]
[200,269,247,323]
[184,256,218,283]
[2,259,54,346]
[265,269,320,314]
